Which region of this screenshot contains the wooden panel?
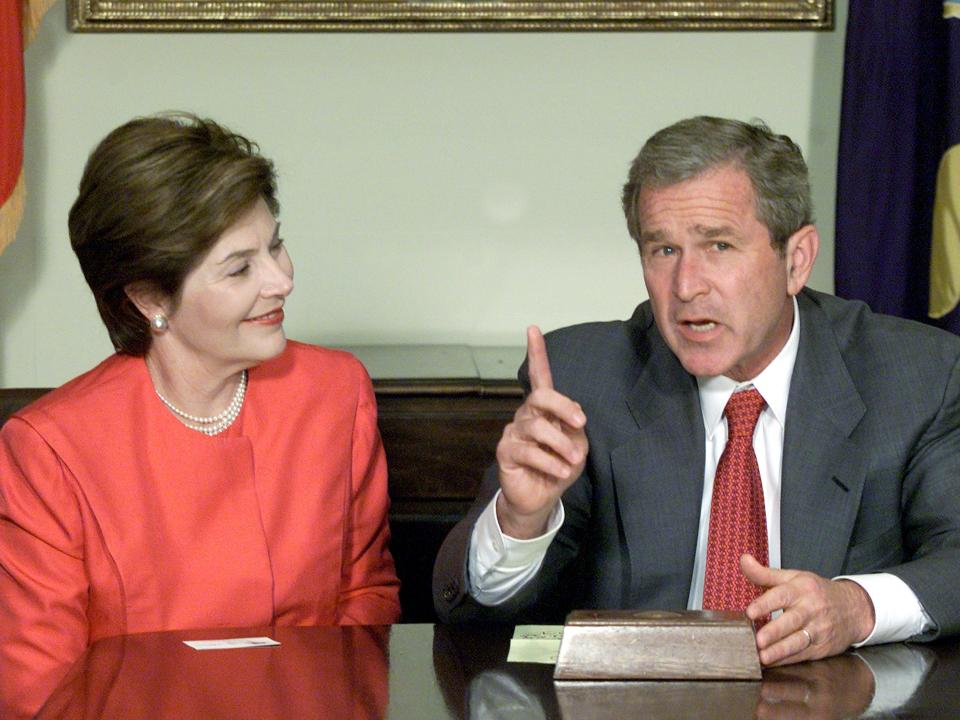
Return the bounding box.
[378,393,519,516]
[376,384,519,622]
[554,610,761,681]
[0,388,49,428]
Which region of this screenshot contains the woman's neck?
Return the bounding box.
[144,351,245,420]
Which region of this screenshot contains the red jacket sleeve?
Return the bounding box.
[336,369,401,625]
[0,418,90,718]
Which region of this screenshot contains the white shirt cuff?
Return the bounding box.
[835,573,933,646]
[468,490,564,606]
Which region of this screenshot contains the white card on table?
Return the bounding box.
[184,636,280,651]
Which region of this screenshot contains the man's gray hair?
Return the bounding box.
[621,116,813,253]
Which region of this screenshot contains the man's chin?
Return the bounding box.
[674,349,732,379]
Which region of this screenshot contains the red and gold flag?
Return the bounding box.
[0,0,56,255]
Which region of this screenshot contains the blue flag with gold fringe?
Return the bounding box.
[836,1,960,333]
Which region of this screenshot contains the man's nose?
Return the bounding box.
[673,253,709,302]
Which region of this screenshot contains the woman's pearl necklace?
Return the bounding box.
[155,371,247,436]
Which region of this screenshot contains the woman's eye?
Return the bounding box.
[228,264,250,277]
[270,237,285,255]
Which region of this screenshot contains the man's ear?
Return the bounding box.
[124,281,169,322]
[784,225,819,296]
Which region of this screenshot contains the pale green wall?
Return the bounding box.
[0,2,847,387]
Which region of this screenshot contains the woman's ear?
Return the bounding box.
[124,281,169,323]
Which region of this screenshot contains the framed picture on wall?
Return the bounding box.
[69,0,833,32]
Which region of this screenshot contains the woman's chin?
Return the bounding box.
[243,333,288,366]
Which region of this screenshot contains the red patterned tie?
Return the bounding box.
[702,388,769,619]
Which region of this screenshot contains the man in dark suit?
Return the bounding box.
[433,116,960,666]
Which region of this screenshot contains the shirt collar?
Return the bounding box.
[698,296,800,439]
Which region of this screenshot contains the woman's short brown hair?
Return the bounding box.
[68,113,279,356]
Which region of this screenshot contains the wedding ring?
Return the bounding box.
[800,628,813,648]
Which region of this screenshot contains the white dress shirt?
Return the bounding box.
[469,298,932,645]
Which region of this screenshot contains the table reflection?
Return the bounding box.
[35,625,389,720]
[432,624,943,720]
[758,652,877,719]
[34,623,957,719]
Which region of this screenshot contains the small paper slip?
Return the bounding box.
[184,636,280,651]
[507,625,563,664]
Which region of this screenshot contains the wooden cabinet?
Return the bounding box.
[350,345,522,518]
[351,345,523,621]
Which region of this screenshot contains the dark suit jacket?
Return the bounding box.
[433,289,960,639]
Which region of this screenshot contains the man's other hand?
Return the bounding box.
[742,554,876,666]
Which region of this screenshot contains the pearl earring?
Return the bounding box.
[151,314,168,332]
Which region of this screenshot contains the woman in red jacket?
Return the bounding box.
[0,114,400,718]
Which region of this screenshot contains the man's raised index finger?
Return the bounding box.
[526,325,554,391]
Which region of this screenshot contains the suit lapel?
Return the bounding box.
[614,320,705,605]
[780,292,867,577]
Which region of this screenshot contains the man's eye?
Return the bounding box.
[714,242,731,251]
[228,264,250,277]
[270,237,285,254]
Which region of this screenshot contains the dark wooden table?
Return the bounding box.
[35,623,960,719]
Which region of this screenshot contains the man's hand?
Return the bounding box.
[495,326,588,539]
[741,554,876,666]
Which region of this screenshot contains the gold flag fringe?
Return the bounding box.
[22,0,58,46]
[929,146,960,318]
[0,172,26,256]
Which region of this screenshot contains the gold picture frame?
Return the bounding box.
[69,0,833,32]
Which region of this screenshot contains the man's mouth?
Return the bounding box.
[684,320,718,333]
